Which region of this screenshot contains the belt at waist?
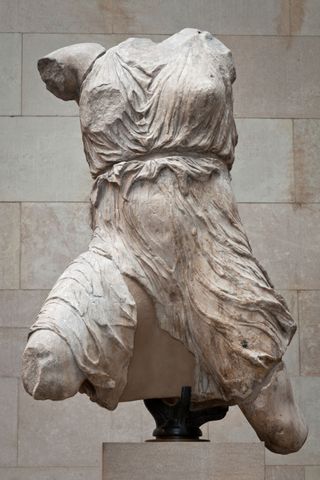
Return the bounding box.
[91,151,228,203]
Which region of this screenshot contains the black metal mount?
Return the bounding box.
[144,386,228,441]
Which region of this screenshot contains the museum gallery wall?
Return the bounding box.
[0,1,320,480]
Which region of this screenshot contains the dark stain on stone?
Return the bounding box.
[98,0,132,34]
[293,124,304,203]
[276,0,291,35]
[290,0,306,35]
[95,0,113,33]
[241,339,249,349]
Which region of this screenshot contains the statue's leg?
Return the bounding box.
[22,330,85,400]
[22,250,137,405]
[239,362,308,454]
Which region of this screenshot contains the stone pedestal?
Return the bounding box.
[102,442,265,480]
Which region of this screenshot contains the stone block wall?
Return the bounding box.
[0,1,319,479]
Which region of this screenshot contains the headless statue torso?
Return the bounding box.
[22,30,308,454]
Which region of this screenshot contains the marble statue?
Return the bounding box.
[22,29,308,454]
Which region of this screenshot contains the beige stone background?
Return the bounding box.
[0,1,319,479]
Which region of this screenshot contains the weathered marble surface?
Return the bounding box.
[22,29,307,454]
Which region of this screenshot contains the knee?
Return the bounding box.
[22,330,85,401]
[240,362,308,455]
[242,398,308,455]
[263,416,308,454]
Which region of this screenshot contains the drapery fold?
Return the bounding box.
[88,154,295,405]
